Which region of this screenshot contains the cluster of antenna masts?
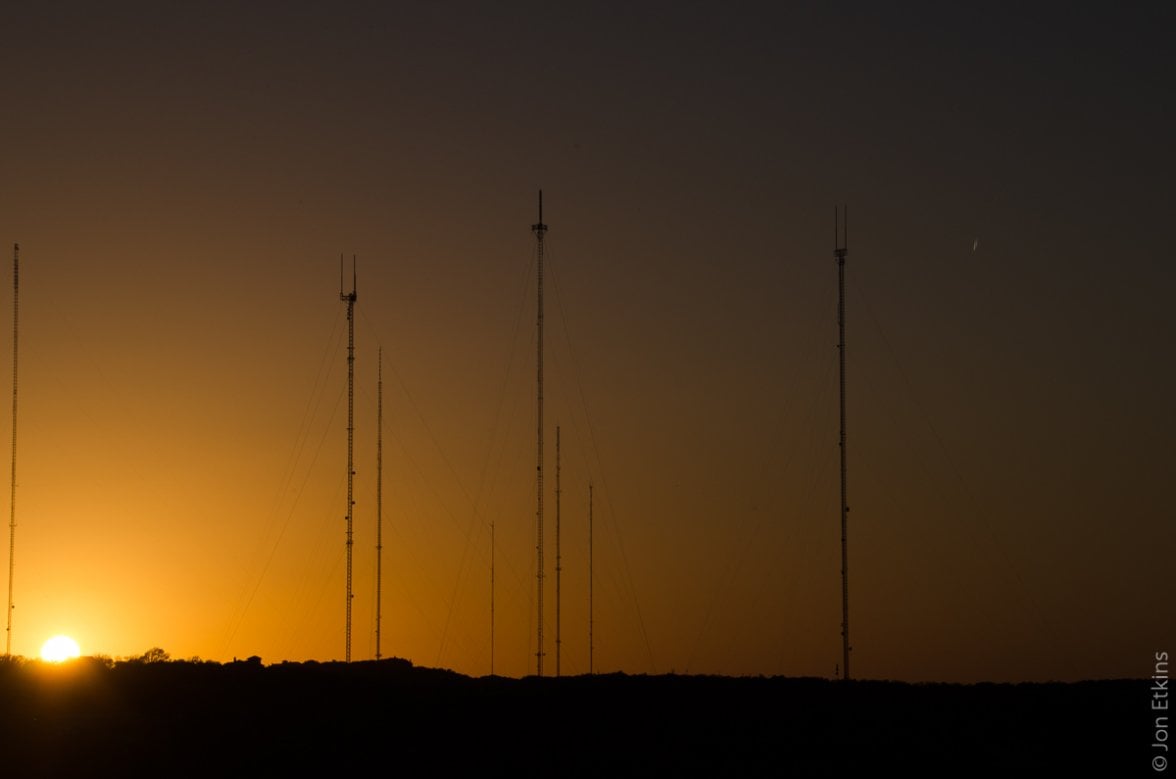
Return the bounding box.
[527,192,595,677]
[335,194,600,676]
[523,196,851,679]
[1,200,851,678]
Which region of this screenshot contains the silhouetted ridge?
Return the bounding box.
[0,658,1142,776]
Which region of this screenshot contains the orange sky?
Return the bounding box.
[0,3,1172,681]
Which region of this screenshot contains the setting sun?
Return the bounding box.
[40,635,81,663]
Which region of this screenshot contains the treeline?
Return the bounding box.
[1,646,256,668]
[0,657,1147,777]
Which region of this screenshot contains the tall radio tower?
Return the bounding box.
[532,191,547,677]
[341,255,357,663]
[835,207,851,681]
[5,244,19,656]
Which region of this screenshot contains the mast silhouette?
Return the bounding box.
[341,255,357,663]
[835,206,851,681]
[375,347,383,660]
[490,520,495,676]
[555,424,562,677]
[5,244,18,656]
[588,481,594,675]
[532,191,547,676]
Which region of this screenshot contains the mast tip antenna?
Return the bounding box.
[339,253,357,301]
[532,189,548,234]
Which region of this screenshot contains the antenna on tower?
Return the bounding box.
[5,243,19,657]
[341,253,357,662]
[555,425,562,677]
[835,206,851,681]
[532,191,547,677]
[375,346,383,661]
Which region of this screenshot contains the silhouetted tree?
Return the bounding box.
[137,647,170,664]
[89,654,115,669]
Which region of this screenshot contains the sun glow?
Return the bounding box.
[40,635,82,663]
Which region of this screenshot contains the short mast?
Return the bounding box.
[490,519,496,676]
[375,347,383,660]
[588,481,594,675]
[555,424,562,677]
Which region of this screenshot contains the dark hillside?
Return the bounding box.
[0,658,1145,776]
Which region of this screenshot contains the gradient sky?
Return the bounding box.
[0,2,1172,682]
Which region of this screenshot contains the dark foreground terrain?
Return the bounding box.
[0,656,1148,776]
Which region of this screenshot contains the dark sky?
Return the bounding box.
[0,2,1172,681]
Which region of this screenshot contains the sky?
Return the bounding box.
[0,2,1172,683]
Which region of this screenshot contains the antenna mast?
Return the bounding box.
[588,481,594,675]
[532,191,547,676]
[375,346,383,660]
[5,244,18,656]
[555,425,562,677]
[490,520,495,676]
[835,206,851,681]
[341,254,357,663]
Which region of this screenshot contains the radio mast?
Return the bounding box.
[341,255,357,663]
[588,481,594,675]
[5,244,18,656]
[532,192,547,676]
[835,207,850,681]
[375,347,383,660]
[555,425,562,677]
[490,519,495,676]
